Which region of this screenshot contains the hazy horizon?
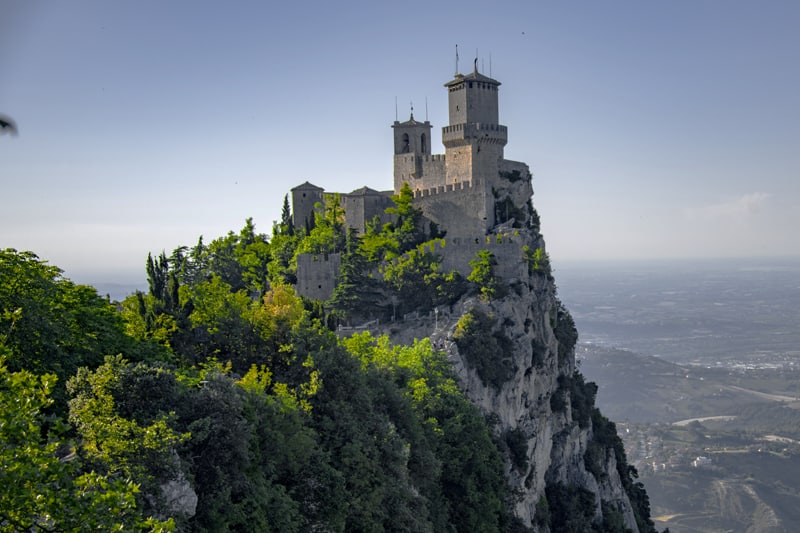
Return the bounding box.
[72,254,800,303]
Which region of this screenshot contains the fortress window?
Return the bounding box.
[469,82,473,88]
[421,133,427,153]
[401,133,410,153]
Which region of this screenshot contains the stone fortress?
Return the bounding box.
[292,67,649,530]
[293,62,537,301]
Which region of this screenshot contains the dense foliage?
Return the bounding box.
[0,222,519,531]
[0,351,174,532]
[0,249,156,408]
[452,308,516,389]
[0,185,659,531]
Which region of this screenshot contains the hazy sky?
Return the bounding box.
[2,1,799,287]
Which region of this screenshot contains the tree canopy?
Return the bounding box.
[0,189,657,531]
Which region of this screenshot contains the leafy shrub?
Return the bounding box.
[553,301,578,367]
[499,169,523,183]
[550,372,597,428]
[505,427,529,471]
[494,197,527,227]
[523,245,550,277]
[545,483,598,532]
[468,250,498,301]
[534,494,550,528]
[453,309,516,389]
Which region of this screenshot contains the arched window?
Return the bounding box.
[401,133,410,153]
[420,133,427,154]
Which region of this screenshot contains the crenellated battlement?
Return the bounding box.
[394,153,446,163]
[295,66,535,300]
[412,180,472,198]
[442,123,507,146]
[388,234,528,283]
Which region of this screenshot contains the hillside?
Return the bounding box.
[1,60,661,529]
[576,344,785,423]
[0,181,658,532]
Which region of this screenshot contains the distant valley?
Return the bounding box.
[559,259,800,532]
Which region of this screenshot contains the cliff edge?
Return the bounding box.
[380,168,654,532]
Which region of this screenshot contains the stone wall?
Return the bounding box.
[394,153,447,193]
[295,253,341,301]
[420,236,528,281]
[342,189,395,234]
[413,179,494,238]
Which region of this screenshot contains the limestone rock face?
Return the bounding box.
[159,469,199,521]
[386,184,641,531]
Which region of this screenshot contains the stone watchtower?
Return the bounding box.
[443,62,507,190]
[392,112,433,193]
[291,181,324,232]
[392,62,513,237]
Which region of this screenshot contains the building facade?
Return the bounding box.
[292,65,535,300]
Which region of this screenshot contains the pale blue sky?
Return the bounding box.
[1,1,798,287]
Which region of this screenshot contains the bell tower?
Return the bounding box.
[392,111,433,193]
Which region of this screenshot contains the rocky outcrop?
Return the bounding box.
[385,171,644,531]
[160,472,198,521]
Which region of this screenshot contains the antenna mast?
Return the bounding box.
[455,44,459,75]
[395,96,398,121]
[425,97,428,121]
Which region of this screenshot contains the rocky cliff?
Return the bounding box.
[382,170,651,532]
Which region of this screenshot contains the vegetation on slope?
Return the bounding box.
[0,187,659,531]
[0,225,519,531]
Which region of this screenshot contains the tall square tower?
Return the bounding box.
[442,64,507,188]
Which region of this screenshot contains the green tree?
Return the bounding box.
[295,194,346,257]
[341,333,512,531]
[358,216,400,262]
[206,231,245,292]
[0,352,173,532]
[267,228,299,285]
[177,236,211,288]
[452,309,516,389]
[383,247,444,315]
[67,356,187,491]
[236,236,271,296]
[523,245,550,277]
[280,194,295,236]
[467,249,498,300]
[329,230,385,323]
[386,182,426,253]
[186,275,259,367]
[0,249,140,405]
[146,252,169,302]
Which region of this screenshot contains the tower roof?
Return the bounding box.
[393,114,429,128]
[291,181,323,191]
[347,186,388,197]
[444,69,500,88]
